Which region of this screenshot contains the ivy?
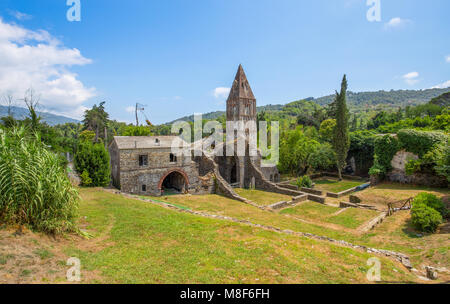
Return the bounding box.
[397,129,447,157]
[371,135,399,175]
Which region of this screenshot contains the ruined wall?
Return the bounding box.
[386,151,448,188]
[260,164,280,182]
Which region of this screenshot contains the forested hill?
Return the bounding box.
[0,105,79,126]
[313,88,450,107]
[168,87,450,123]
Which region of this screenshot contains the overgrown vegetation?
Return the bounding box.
[0,127,79,234]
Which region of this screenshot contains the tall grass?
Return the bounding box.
[0,127,79,234]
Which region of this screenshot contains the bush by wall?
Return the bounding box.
[74,140,111,187]
[296,176,313,188]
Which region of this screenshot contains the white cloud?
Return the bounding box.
[0,18,95,119]
[431,80,450,89]
[384,17,411,30]
[9,10,32,21]
[402,71,420,86]
[213,87,230,99]
[446,55,450,63]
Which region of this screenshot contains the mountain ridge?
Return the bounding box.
[0,105,80,126]
[167,87,450,124]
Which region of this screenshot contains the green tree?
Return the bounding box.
[319,119,336,142]
[332,75,350,180]
[123,125,152,136]
[82,102,109,143]
[74,139,111,187]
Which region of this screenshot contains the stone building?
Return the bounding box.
[109,65,280,196]
[109,136,201,195]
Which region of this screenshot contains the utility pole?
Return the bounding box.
[135,103,139,126]
[135,103,146,126]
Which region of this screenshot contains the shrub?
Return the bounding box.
[296,176,313,188]
[411,204,442,233]
[74,140,111,187]
[80,170,93,186]
[0,127,79,234]
[413,193,447,217]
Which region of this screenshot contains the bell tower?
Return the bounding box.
[226,64,257,123]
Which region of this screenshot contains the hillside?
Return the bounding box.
[167,88,450,123]
[430,92,450,107]
[0,105,79,126]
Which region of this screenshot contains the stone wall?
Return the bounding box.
[113,146,201,196]
[260,164,280,183]
[386,151,448,188]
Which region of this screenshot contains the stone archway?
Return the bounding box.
[158,169,189,193]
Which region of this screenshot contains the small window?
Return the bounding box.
[139,155,148,166]
[155,138,160,146]
[170,153,177,163]
[142,184,147,192]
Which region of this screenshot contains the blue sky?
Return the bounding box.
[0,0,449,124]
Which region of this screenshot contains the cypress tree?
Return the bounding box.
[332,75,350,180]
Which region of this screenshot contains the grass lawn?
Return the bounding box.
[158,189,449,273]
[327,208,380,229]
[280,202,341,222]
[280,202,379,229]
[313,178,364,193]
[234,188,292,206]
[62,188,417,283]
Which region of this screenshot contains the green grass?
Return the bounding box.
[314,178,364,193]
[234,188,292,206]
[327,208,379,229]
[33,248,54,260]
[280,202,340,221]
[67,188,417,283]
[280,202,379,229]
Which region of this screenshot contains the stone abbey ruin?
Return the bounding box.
[109,65,285,199]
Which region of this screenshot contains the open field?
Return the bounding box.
[1,184,448,283]
[234,188,292,206]
[313,178,365,193]
[0,189,417,283]
[159,187,450,278]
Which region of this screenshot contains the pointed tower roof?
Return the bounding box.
[227,64,255,101]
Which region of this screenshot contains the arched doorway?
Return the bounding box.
[158,169,189,194]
